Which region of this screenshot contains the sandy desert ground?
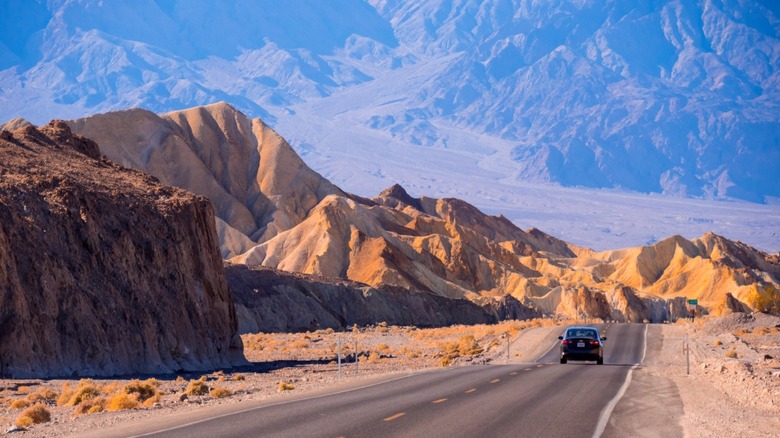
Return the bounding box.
[1,314,778,437]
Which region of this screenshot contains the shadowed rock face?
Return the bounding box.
[0,121,243,378]
[226,264,495,334]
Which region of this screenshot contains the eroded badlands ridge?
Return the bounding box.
[66,103,780,321]
[0,121,243,378]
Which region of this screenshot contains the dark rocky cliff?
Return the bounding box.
[0,121,243,378]
[226,264,495,333]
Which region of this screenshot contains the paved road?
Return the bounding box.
[123,323,680,438]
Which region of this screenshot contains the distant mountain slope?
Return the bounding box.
[1,0,778,204]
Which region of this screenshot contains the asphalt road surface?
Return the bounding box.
[123,323,681,438]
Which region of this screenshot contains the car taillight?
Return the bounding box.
[589,340,600,345]
[561,340,570,345]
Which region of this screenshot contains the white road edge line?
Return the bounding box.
[592,324,648,438]
[538,337,559,360]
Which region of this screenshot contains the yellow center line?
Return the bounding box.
[384,412,406,422]
[490,379,500,384]
[432,398,448,404]
[510,372,518,375]
[465,388,477,393]
[524,368,532,371]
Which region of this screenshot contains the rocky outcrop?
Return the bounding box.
[0,121,243,378]
[225,264,494,333]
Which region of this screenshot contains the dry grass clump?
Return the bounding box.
[106,392,139,412]
[73,397,107,416]
[59,379,100,407]
[366,351,382,363]
[278,382,295,391]
[16,385,32,395]
[290,339,310,349]
[209,387,233,399]
[232,374,246,381]
[10,399,30,409]
[56,383,76,406]
[14,403,51,428]
[185,378,210,396]
[399,346,421,359]
[438,334,484,366]
[725,348,739,358]
[123,379,159,403]
[714,339,723,346]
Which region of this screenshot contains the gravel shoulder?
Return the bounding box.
[649,314,780,438]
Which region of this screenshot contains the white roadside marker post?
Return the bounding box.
[505,332,510,364]
[337,338,342,382]
[686,333,690,375]
[355,339,359,375]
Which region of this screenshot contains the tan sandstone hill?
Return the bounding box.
[67,104,780,322]
[67,102,345,258]
[0,121,243,378]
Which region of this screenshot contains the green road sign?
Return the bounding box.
[688,299,698,305]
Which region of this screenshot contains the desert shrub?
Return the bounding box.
[142,393,162,408]
[290,339,309,349]
[16,386,31,395]
[232,374,246,381]
[66,379,100,407]
[57,383,75,406]
[278,382,295,391]
[725,348,738,358]
[73,397,106,416]
[100,382,121,395]
[714,339,723,346]
[367,351,382,363]
[123,379,159,403]
[106,392,138,411]
[209,387,233,399]
[440,357,452,367]
[185,379,210,396]
[457,335,483,356]
[175,376,186,383]
[30,387,58,403]
[14,403,51,428]
[10,399,30,409]
[376,343,390,353]
[748,284,780,315]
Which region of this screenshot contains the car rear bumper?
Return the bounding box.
[560,347,602,361]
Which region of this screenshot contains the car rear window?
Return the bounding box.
[566,329,598,339]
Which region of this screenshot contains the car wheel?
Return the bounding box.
[596,358,603,365]
[560,358,567,364]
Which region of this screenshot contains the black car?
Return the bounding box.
[558,326,606,364]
